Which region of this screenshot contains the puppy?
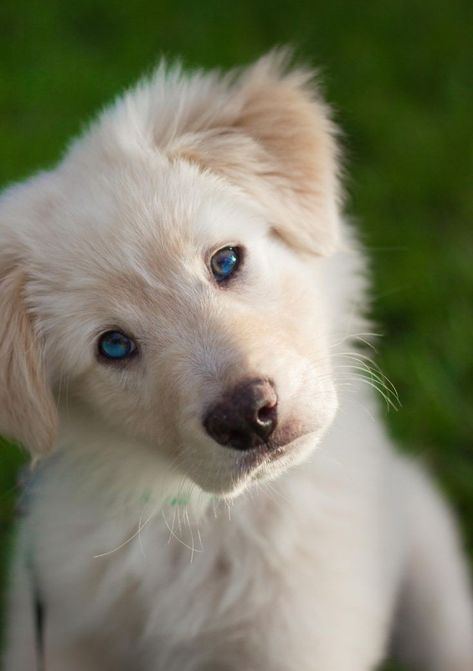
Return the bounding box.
[1,52,472,671]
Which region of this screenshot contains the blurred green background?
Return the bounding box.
[0,1,471,668]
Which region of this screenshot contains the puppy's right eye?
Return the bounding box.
[210,246,242,283]
[98,331,137,361]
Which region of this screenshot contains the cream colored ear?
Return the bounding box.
[0,262,57,455]
[174,50,342,255]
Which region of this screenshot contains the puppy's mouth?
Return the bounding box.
[234,426,314,478]
[180,420,322,497]
[237,444,285,472]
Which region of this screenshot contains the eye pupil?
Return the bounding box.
[211,246,241,282]
[98,331,136,360]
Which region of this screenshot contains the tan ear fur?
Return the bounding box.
[0,262,57,455]
[173,51,342,255]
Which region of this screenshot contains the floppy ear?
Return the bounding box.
[173,51,342,255]
[0,258,57,456]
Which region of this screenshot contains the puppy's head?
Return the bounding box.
[0,52,345,496]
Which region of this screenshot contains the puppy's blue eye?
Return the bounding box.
[98,331,137,361]
[210,246,241,282]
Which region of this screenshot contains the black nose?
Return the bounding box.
[203,379,278,451]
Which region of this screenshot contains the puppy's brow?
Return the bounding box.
[101,270,173,299]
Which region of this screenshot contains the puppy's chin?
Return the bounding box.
[187,431,322,499]
[178,385,338,498]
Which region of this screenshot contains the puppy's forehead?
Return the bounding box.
[60,154,265,282]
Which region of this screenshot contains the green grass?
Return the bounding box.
[0,1,471,668]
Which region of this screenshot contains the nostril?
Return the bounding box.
[256,403,277,426]
[253,400,278,441]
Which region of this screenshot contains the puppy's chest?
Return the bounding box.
[125,512,257,610]
[35,474,304,646]
[77,509,278,650]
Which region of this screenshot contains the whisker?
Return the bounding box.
[161,508,203,555]
[93,504,157,559]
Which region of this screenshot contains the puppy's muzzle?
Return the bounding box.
[203,379,278,451]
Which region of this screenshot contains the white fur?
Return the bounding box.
[1,53,472,670]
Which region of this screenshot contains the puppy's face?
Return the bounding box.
[0,54,342,497]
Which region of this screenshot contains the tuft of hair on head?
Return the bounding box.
[89,48,343,257]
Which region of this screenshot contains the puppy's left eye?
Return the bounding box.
[98,330,137,361]
[210,246,242,283]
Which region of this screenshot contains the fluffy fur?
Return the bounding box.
[1,52,472,671]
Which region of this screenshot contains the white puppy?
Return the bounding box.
[1,52,472,671]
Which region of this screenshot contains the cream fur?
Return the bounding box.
[1,52,472,671]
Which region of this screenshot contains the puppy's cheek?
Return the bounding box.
[65,374,164,447]
[270,351,337,432]
[313,374,339,432]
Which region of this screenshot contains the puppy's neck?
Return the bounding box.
[48,405,215,519]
